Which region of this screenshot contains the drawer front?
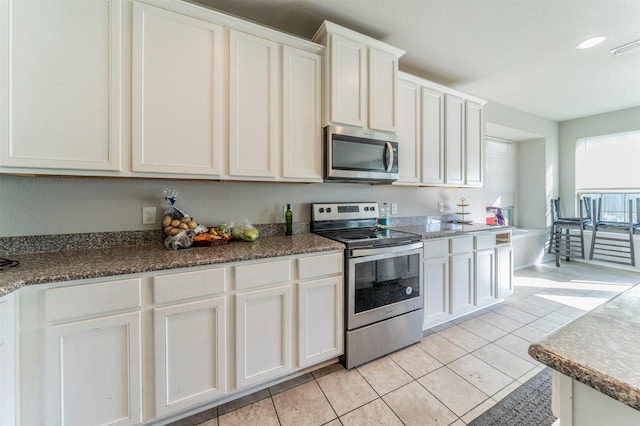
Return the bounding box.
[423,239,449,259]
[235,259,291,291]
[475,234,495,250]
[450,236,473,254]
[45,278,141,322]
[154,267,226,304]
[297,252,343,280]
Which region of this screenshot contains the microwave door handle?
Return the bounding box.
[384,142,394,172]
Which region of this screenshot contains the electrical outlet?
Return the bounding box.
[391,203,398,214]
[142,206,156,225]
[438,202,444,213]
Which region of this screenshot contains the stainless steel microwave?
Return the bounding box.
[323,125,399,184]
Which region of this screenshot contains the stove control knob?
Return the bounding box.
[327,208,332,213]
[319,208,325,213]
[364,207,369,211]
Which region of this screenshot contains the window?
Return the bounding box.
[576,130,640,223]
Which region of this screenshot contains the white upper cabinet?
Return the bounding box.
[313,21,404,132]
[422,87,445,185]
[444,94,465,185]
[465,100,484,187]
[131,2,223,176]
[396,78,421,184]
[0,0,123,173]
[228,30,278,179]
[281,46,323,181]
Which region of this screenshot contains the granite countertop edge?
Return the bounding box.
[0,234,345,297]
[528,343,640,411]
[394,223,512,239]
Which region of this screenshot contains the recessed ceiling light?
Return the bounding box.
[576,36,606,49]
[610,39,640,56]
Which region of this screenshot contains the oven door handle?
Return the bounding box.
[350,241,423,258]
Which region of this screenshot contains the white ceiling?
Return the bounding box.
[194,0,640,123]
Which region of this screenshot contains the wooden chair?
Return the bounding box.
[548,197,590,267]
[589,198,640,266]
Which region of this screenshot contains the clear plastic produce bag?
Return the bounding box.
[231,219,259,242]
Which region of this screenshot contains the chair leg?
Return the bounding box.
[579,225,585,259]
[589,227,596,260]
[564,228,570,261]
[548,224,555,254]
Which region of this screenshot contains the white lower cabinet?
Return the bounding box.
[450,251,474,315]
[235,285,292,388]
[298,276,343,368]
[44,311,142,426]
[496,243,514,298]
[0,294,16,426]
[424,255,450,326]
[475,249,496,306]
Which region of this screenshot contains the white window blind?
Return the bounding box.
[575,130,640,190]
[486,138,516,206]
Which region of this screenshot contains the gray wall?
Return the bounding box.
[559,106,640,216]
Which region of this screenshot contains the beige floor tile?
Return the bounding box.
[494,333,535,361]
[521,294,564,310]
[492,380,521,402]
[418,366,489,417]
[517,364,546,383]
[511,324,550,343]
[475,311,525,332]
[461,398,497,424]
[356,356,413,396]
[438,325,490,352]
[339,398,403,426]
[417,333,467,364]
[473,343,536,379]
[218,398,279,426]
[448,354,513,396]
[383,381,457,426]
[312,362,345,380]
[449,420,467,426]
[271,381,336,426]
[492,305,538,324]
[555,305,588,318]
[195,418,218,426]
[323,420,342,426]
[316,367,377,416]
[389,344,443,379]
[509,299,554,317]
[457,316,509,342]
[528,317,563,333]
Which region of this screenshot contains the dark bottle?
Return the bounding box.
[285,204,293,235]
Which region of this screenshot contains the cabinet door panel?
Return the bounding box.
[368,48,398,132]
[298,277,343,368]
[450,252,474,315]
[329,34,366,127]
[424,256,450,327]
[44,312,142,426]
[132,3,223,175]
[0,295,15,426]
[422,87,444,184]
[465,101,484,186]
[475,249,495,306]
[444,94,465,185]
[229,30,278,178]
[496,245,514,298]
[0,0,121,171]
[236,285,291,387]
[282,46,322,180]
[154,297,226,416]
[397,79,420,184]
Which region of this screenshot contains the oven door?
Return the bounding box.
[346,244,423,330]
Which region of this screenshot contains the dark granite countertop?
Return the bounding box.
[529,284,640,411]
[0,233,344,297]
[394,223,512,239]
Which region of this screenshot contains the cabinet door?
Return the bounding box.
[236,285,291,388]
[496,245,514,298]
[450,252,474,315]
[465,101,484,187]
[44,312,142,426]
[328,34,366,127]
[131,2,223,175]
[422,87,445,185]
[0,294,15,426]
[229,30,278,178]
[424,256,450,327]
[282,46,322,181]
[368,48,398,132]
[298,276,343,368]
[396,79,420,184]
[154,297,226,416]
[475,249,495,306]
[0,0,122,171]
[444,94,465,185]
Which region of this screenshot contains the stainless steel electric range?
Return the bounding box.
[311,202,424,369]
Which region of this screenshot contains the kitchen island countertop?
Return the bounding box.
[528,283,640,411]
[0,233,344,297]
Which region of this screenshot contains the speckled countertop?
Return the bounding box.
[0,234,344,297]
[529,284,640,411]
[394,223,511,239]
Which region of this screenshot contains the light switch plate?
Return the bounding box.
[142,206,156,225]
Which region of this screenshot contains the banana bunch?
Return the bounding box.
[209,228,230,240]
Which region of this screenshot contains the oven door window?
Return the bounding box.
[354,252,420,314]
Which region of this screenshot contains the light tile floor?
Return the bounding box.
[188,262,640,426]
